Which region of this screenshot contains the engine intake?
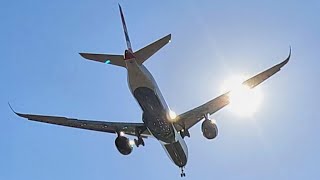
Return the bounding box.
[201,119,218,139]
[115,136,133,155]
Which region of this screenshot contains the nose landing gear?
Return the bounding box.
[180,167,186,177]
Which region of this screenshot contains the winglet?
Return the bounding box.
[278,46,291,68]
[8,102,19,116]
[8,102,27,118]
[285,46,291,63]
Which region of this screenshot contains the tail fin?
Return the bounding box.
[79,5,171,67]
[117,4,171,64]
[118,4,133,53]
[79,34,171,67]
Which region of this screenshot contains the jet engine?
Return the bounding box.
[201,119,218,139]
[115,136,133,155]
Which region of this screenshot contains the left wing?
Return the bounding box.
[174,49,291,131]
[10,106,151,138]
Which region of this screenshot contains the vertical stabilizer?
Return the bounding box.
[118,4,133,53]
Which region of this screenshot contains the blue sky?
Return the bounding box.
[1,0,320,179]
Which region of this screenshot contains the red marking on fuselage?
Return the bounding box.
[124,50,135,60]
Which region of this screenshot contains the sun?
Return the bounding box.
[220,75,263,117]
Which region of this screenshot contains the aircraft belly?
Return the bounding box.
[162,140,188,167]
[126,61,155,92]
[134,87,175,143]
[127,61,175,143]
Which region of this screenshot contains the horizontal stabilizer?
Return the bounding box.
[79,53,125,67]
[134,34,171,64]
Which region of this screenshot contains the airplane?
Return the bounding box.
[10,4,290,177]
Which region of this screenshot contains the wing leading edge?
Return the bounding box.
[9,104,151,138]
[175,49,291,131]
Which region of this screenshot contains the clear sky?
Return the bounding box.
[1,0,320,179]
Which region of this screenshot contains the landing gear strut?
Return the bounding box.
[134,127,146,147]
[179,129,190,138]
[180,167,186,177]
[134,136,145,147]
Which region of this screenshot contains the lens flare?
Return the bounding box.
[220,75,263,117]
[168,110,177,122]
[119,131,125,136]
[129,139,135,147]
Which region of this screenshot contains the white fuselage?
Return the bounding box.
[125,58,188,168]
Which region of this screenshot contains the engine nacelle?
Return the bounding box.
[201,119,218,139]
[115,136,133,155]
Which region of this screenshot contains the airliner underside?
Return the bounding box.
[11,5,290,177]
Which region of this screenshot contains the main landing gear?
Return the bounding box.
[134,136,145,147]
[180,167,186,177]
[134,128,145,147]
[179,129,190,138]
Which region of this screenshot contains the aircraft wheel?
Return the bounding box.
[134,137,145,147]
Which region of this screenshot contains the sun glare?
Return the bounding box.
[129,139,135,147]
[220,75,263,117]
[168,110,177,122]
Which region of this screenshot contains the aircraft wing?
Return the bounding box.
[174,49,291,131]
[10,107,151,138]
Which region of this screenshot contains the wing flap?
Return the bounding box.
[175,93,229,131]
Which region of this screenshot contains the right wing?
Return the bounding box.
[10,106,151,138]
[174,49,291,131]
